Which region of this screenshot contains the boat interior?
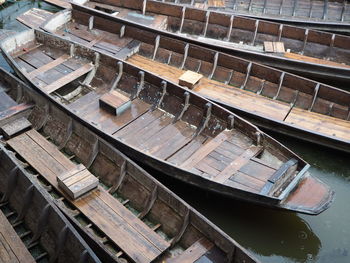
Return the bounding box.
[0,147,98,263]
[0,69,256,262]
[40,6,350,146]
[74,0,350,68]
[1,29,316,206]
[154,0,350,23]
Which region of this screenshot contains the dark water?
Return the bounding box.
[1,2,349,262]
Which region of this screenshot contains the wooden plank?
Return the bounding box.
[25,129,76,170]
[44,0,71,9]
[0,104,33,127]
[16,8,53,29]
[0,91,17,112]
[169,237,214,263]
[43,63,93,94]
[284,52,350,69]
[0,211,35,263]
[74,190,169,263]
[285,107,350,141]
[264,41,274,52]
[0,117,32,139]
[214,146,263,183]
[27,54,70,79]
[208,0,226,7]
[181,131,231,169]
[99,90,131,116]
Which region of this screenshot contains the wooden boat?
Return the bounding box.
[40,0,350,85]
[31,7,350,153]
[151,0,350,33]
[0,88,100,262]
[0,68,259,263]
[0,29,334,216]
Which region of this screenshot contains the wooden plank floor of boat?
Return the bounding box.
[7,129,170,263]
[127,54,350,142]
[0,210,35,263]
[16,8,53,30]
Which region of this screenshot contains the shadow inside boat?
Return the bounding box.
[142,163,321,262]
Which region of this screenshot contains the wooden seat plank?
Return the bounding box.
[285,107,350,141]
[181,131,231,169]
[44,0,71,9]
[214,146,263,183]
[0,104,33,127]
[27,54,70,79]
[0,211,35,263]
[43,63,93,94]
[228,171,266,191]
[0,117,32,139]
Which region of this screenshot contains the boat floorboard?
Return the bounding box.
[0,210,35,263]
[7,130,170,263]
[16,8,53,30]
[127,54,350,143]
[285,107,350,141]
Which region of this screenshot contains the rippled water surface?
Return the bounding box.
[1,2,349,262]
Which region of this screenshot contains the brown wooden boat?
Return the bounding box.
[40,0,350,85]
[0,29,334,215]
[0,87,100,262]
[28,6,350,153]
[151,0,350,33]
[0,67,259,263]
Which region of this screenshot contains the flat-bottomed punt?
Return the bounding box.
[0,67,258,263]
[0,86,100,262]
[1,29,334,215]
[39,0,350,84]
[25,6,350,153]
[151,0,350,33]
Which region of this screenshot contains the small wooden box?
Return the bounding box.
[99,90,131,115]
[57,164,99,199]
[179,71,203,89]
[264,42,285,53]
[0,117,32,139]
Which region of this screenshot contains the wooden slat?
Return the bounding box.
[284,52,350,69]
[0,211,35,263]
[43,63,93,94]
[285,107,350,141]
[214,146,263,183]
[16,8,53,29]
[44,0,71,9]
[27,54,70,79]
[181,131,231,169]
[0,91,17,112]
[169,237,214,263]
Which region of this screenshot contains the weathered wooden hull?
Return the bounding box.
[0,146,100,263]
[38,6,350,154]
[76,1,350,85]
[0,29,334,215]
[153,0,350,33]
[1,67,258,263]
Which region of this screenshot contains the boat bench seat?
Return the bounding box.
[7,129,170,262]
[99,90,131,116]
[169,237,214,263]
[0,210,35,263]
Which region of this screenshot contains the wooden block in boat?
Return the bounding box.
[0,104,33,127]
[169,237,214,263]
[0,210,35,263]
[264,42,285,53]
[57,165,98,199]
[179,70,203,89]
[208,0,225,7]
[195,3,207,9]
[99,90,131,116]
[0,117,32,139]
